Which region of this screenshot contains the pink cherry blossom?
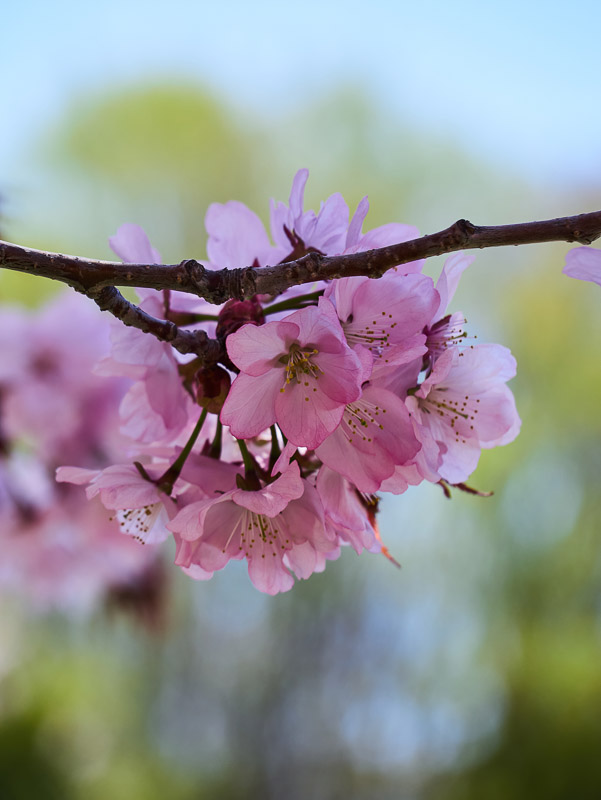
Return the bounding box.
[315,382,420,492]
[0,173,525,602]
[270,168,350,257]
[269,170,425,273]
[316,466,380,554]
[407,344,521,484]
[0,450,158,616]
[314,349,420,492]
[169,462,334,594]
[0,286,163,614]
[221,298,363,448]
[424,252,475,364]
[324,271,439,364]
[57,463,176,545]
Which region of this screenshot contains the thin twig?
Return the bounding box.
[90,286,223,362]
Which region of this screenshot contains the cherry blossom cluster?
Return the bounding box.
[57,170,521,595]
[0,293,159,612]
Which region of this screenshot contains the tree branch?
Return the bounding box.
[90,286,223,362]
[2,211,600,306]
[1,209,599,361]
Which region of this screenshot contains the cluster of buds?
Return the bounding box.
[58,170,520,595]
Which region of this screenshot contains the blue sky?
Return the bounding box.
[3,0,601,190]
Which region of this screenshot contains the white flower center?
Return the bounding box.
[112,503,162,543]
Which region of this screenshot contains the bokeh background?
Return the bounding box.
[2,1,601,797]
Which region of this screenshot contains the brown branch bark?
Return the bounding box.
[1,210,599,303]
[1,209,599,362]
[90,287,223,363]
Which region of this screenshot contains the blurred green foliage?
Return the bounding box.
[2,81,601,799]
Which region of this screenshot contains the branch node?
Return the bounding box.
[240,266,258,299]
[453,218,478,243]
[181,258,208,294]
[305,251,324,278]
[573,229,595,246]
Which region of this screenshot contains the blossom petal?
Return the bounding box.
[296,193,349,254]
[84,464,162,509]
[56,466,101,485]
[275,380,344,448]
[563,246,601,286]
[220,371,280,439]
[313,349,364,404]
[290,298,345,351]
[433,252,475,318]
[248,549,294,595]
[346,196,370,250]
[281,481,331,551]
[206,201,274,267]
[354,222,420,255]
[349,273,439,345]
[109,224,161,264]
[226,320,299,376]
[289,168,309,220]
[232,462,304,515]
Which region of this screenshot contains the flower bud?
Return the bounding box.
[216,296,264,339]
[194,365,231,414]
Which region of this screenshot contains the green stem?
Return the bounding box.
[236,439,262,491]
[168,311,220,325]
[208,419,223,460]
[269,425,281,471]
[183,313,220,322]
[133,461,153,483]
[237,439,255,475]
[263,290,323,316]
[158,408,208,493]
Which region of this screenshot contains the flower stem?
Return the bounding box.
[269,425,282,467]
[207,419,223,460]
[263,290,323,316]
[167,311,220,325]
[235,439,262,491]
[157,408,208,493]
[269,425,281,471]
[236,438,255,475]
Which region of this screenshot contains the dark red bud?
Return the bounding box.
[216,296,265,339]
[195,365,231,414]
